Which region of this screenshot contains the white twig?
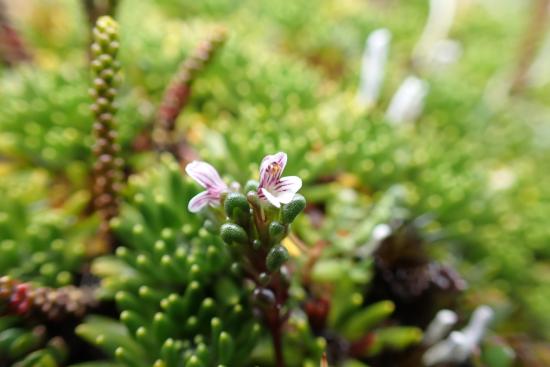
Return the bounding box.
[386,76,429,125]
[414,0,457,59]
[422,309,458,346]
[423,306,494,366]
[357,28,392,108]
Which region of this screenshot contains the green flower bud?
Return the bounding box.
[220,223,248,245]
[281,194,306,224]
[266,244,289,272]
[224,192,250,224]
[268,221,286,244]
[244,180,259,194]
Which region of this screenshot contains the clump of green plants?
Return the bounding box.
[1,0,550,366]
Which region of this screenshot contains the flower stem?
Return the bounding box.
[268,272,289,367]
[272,320,285,367]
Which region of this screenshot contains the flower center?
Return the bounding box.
[268,162,281,176]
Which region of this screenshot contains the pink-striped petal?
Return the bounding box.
[259,152,287,187]
[185,161,227,191]
[271,175,302,204]
[260,187,282,208]
[188,191,214,213]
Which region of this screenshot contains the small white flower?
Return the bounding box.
[185,161,228,213]
[257,152,302,208]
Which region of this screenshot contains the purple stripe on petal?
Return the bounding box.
[276,176,302,193]
[259,155,274,185]
[195,171,216,188]
[274,152,288,172]
[186,161,227,191]
[275,182,293,190]
[259,152,288,187]
[257,153,300,207]
[188,191,214,213]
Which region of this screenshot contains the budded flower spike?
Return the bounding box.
[0,0,32,67]
[0,276,97,320]
[153,28,227,155]
[184,152,304,367]
[90,15,124,243]
[82,0,120,29]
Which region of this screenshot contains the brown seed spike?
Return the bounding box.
[153,28,228,161]
[0,0,32,67]
[0,277,97,320]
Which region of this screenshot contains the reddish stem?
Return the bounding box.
[272,320,285,367]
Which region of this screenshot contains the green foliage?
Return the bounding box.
[0,66,147,172]
[1,0,550,366]
[87,156,261,366]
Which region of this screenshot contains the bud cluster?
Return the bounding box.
[0,0,32,67]
[219,185,305,367]
[153,29,227,151]
[220,189,306,275]
[89,16,124,239]
[0,276,97,320]
[186,152,305,366]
